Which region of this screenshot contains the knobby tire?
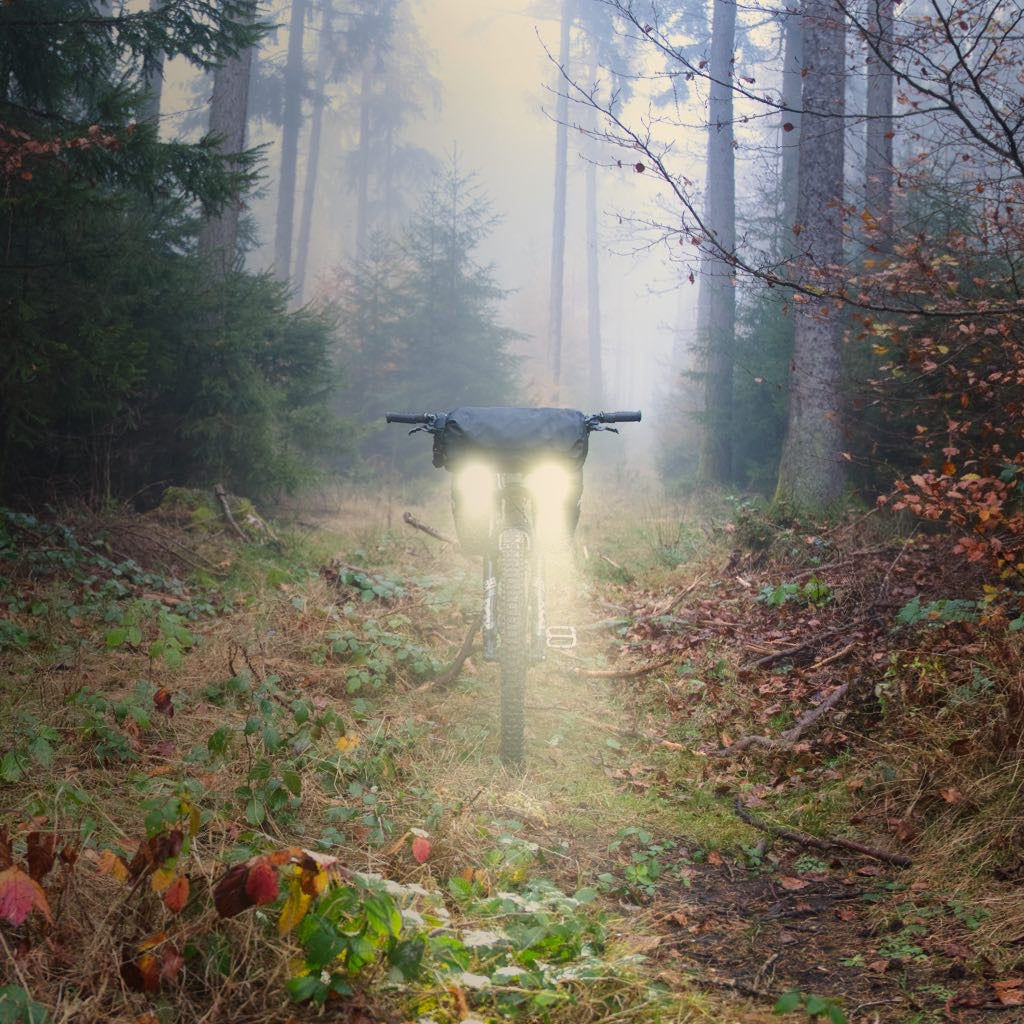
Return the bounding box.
[497,528,529,767]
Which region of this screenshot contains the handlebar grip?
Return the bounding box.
[597,410,642,423]
[385,412,430,424]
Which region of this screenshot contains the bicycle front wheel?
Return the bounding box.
[497,527,530,767]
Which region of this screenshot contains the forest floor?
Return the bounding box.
[1,485,1023,1024]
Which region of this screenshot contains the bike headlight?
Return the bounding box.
[526,463,573,504]
[454,463,495,515]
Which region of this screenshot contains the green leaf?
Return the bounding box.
[805,995,829,1015]
[105,627,128,648]
[0,752,24,783]
[281,769,302,797]
[286,974,324,1003]
[27,737,53,768]
[773,990,803,1014]
[826,1006,847,1024]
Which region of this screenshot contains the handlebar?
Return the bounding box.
[385,412,434,424]
[592,410,642,424]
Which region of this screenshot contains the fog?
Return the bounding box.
[159,0,713,470]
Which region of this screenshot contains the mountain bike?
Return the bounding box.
[386,406,641,766]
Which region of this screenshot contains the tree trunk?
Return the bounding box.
[547,0,574,398]
[696,0,737,484]
[864,0,893,253]
[584,49,603,408]
[139,0,166,126]
[198,35,255,276]
[781,9,803,248]
[274,0,307,284]
[354,58,373,256]
[294,0,333,302]
[775,0,846,510]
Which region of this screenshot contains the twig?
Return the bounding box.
[416,614,482,692]
[733,799,912,867]
[807,640,858,671]
[650,574,707,617]
[741,622,859,670]
[403,511,455,546]
[571,657,675,679]
[710,682,850,757]
[213,483,248,543]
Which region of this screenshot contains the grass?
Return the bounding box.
[5,488,1024,1022]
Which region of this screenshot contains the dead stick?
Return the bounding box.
[214,483,248,543]
[733,800,912,867]
[807,641,858,673]
[416,614,482,692]
[571,657,674,679]
[741,622,858,671]
[780,682,850,741]
[402,511,456,545]
[653,574,707,617]
[710,682,850,757]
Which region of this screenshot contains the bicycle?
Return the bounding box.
[386,406,641,766]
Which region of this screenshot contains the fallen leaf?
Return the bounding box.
[835,907,857,922]
[779,875,810,891]
[856,864,883,876]
[153,688,174,718]
[994,979,1024,1006]
[95,848,130,882]
[150,866,176,895]
[26,831,56,882]
[706,850,724,866]
[411,835,432,864]
[0,865,53,925]
[163,875,189,914]
[868,958,890,973]
[939,786,964,803]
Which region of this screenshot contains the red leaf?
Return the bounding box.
[411,835,432,864]
[244,860,279,906]
[0,866,53,925]
[213,864,251,918]
[994,979,1024,1006]
[163,875,189,914]
[153,688,174,718]
[26,831,55,882]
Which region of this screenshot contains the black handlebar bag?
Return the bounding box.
[436,407,588,551]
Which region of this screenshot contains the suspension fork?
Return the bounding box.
[482,553,497,661]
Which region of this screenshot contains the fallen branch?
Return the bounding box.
[710,682,850,758]
[213,483,248,543]
[741,622,865,671]
[649,574,707,618]
[402,511,455,546]
[733,799,912,868]
[571,657,675,679]
[807,640,858,672]
[415,614,482,692]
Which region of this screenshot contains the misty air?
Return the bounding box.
[2,2,1023,1022]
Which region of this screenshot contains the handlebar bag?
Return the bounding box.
[433,406,589,470]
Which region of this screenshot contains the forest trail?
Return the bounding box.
[0,493,1019,1024]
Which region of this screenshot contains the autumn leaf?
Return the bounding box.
[278,874,312,935]
[778,875,810,891]
[26,831,56,882]
[153,688,174,718]
[150,866,176,895]
[411,835,432,864]
[993,979,1024,1006]
[95,848,130,882]
[0,865,53,925]
[245,860,279,905]
[939,786,963,803]
[335,734,360,753]
[163,875,189,913]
